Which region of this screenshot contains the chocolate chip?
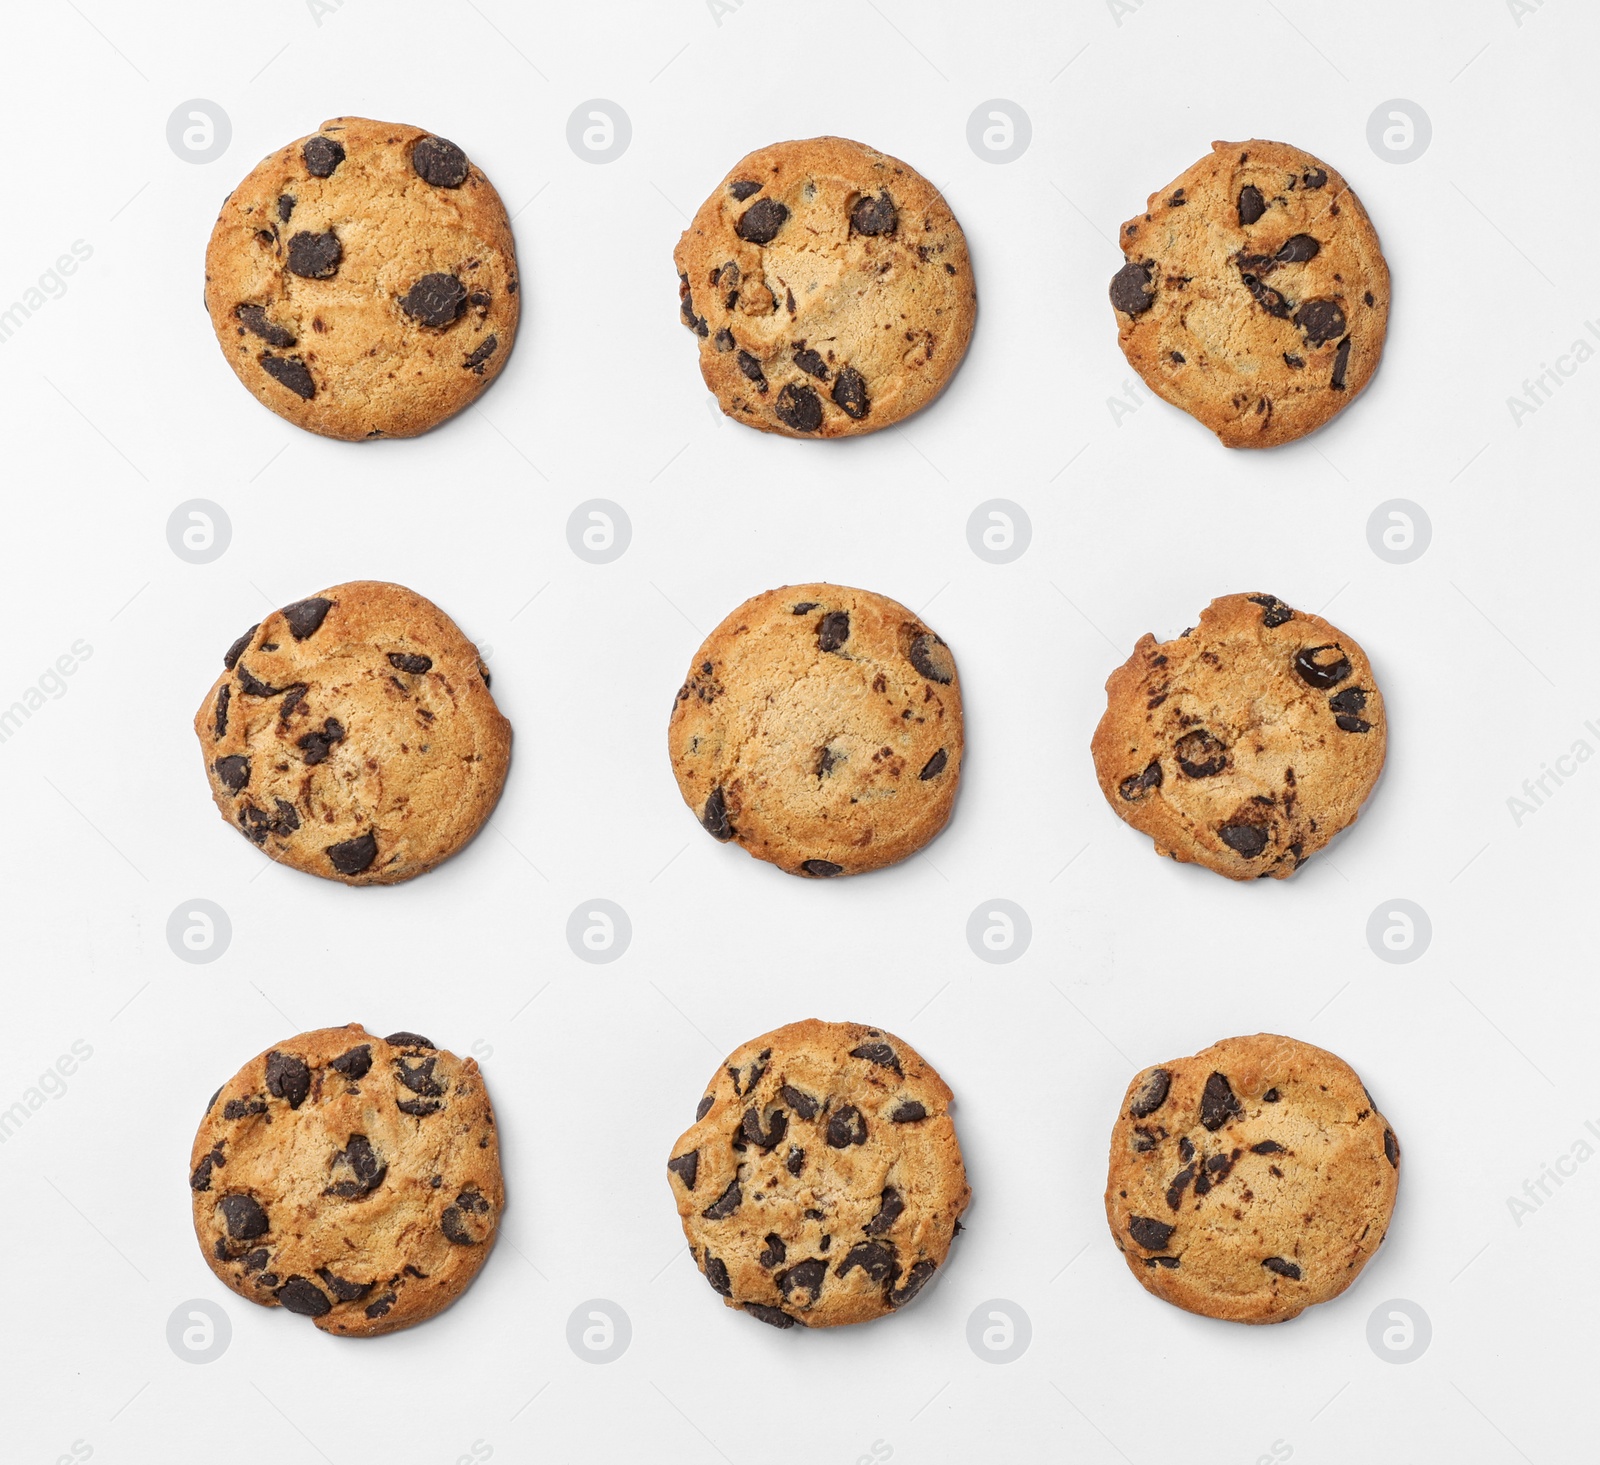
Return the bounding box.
[850,191,897,236]
[713,327,734,352]
[210,686,231,740]
[1302,167,1327,189]
[801,859,843,878]
[791,602,819,615]
[272,798,302,833]
[275,1276,331,1317]
[735,350,767,391]
[396,1056,444,1098]
[1239,263,1292,319]
[1250,1140,1283,1155]
[919,749,948,781]
[779,1085,819,1121]
[190,1145,224,1191]
[385,1032,434,1049]
[1247,594,1295,627]
[667,1150,699,1189]
[775,381,823,432]
[1330,686,1371,733]
[259,353,316,399]
[363,1292,396,1319]
[413,135,469,188]
[702,787,732,841]
[884,1258,935,1307]
[302,135,345,178]
[793,344,828,379]
[441,1187,491,1245]
[282,597,332,640]
[464,335,499,373]
[1275,234,1320,263]
[701,1177,742,1220]
[1294,644,1352,688]
[1200,1071,1243,1130]
[1296,298,1347,346]
[836,1240,899,1285]
[1165,1164,1196,1210]
[1175,729,1228,778]
[816,611,850,652]
[296,718,345,766]
[826,1105,867,1148]
[890,1100,927,1123]
[214,755,251,792]
[1109,260,1155,315]
[786,1146,804,1176]
[387,652,434,675]
[235,664,282,698]
[1263,1088,1281,1103]
[222,1097,265,1120]
[241,1248,269,1273]
[777,1256,826,1303]
[1119,761,1163,801]
[1129,1068,1171,1118]
[864,1187,905,1236]
[743,1302,796,1328]
[703,1253,732,1296]
[329,1044,372,1079]
[286,229,341,280]
[1238,185,1266,226]
[1331,336,1352,390]
[736,198,789,244]
[678,282,707,337]
[400,273,467,329]
[1218,822,1268,858]
[849,1042,902,1076]
[276,195,295,222]
[264,1051,310,1109]
[908,633,954,684]
[235,304,296,348]
[1384,1129,1399,1167]
[316,1268,372,1302]
[221,1192,269,1240]
[729,180,762,201]
[695,1094,714,1121]
[224,626,258,670]
[1145,1255,1180,1269]
[1262,1256,1301,1279]
[741,1106,788,1150]
[1283,352,1305,369]
[825,364,871,422]
[326,831,378,875]
[1128,1215,1175,1251]
[396,1098,441,1117]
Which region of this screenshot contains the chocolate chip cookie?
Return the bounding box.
[674,136,977,437]
[205,117,519,439]
[194,581,510,885]
[1090,593,1385,879]
[668,1020,969,1329]
[669,584,962,878]
[1106,1034,1399,1324]
[190,1025,502,1336]
[1109,139,1389,447]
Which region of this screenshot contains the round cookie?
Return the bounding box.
[1105,1033,1400,1324]
[193,581,510,885]
[673,136,977,437]
[189,1025,503,1336]
[667,1020,970,1329]
[1109,139,1389,448]
[205,116,519,439]
[669,583,962,877]
[1090,592,1385,880]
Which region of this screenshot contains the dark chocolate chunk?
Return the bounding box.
[296,718,345,766]
[1303,168,1327,189]
[301,135,345,178]
[273,798,300,833]
[1262,1256,1302,1279]
[779,1085,819,1121]
[786,1146,805,1176]
[259,353,315,399]
[817,611,850,652]
[235,664,281,698]
[241,1248,269,1273]
[740,1106,788,1151]
[1329,686,1371,733]
[728,180,762,201]
[864,1187,905,1236]
[1239,261,1293,319]
[703,1254,732,1296]
[836,1240,899,1285]
[1250,1140,1283,1155]
[1238,185,1266,226]
[1296,298,1347,346]
[396,1098,441,1117]
[695,1094,714,1121]
[1128,1214,1175,1251]
[735,350,767,391]
[387,652,434,675]
[793,344,828,379]
[830,364,869,420]
[395,1056,444,1098]
[220,1192,269,1240]
[826,1105,867,1148]
[1294,644,1352,688]
[849,1042,902,1076]
[908,633,954,684]
[800,859,843,878]
[1175,729,1228,779]
[1166,1164,1196,1211]
[1263,1088,1281,1103]
[1129,1068,1171,1118]
[1145,1255,1180,1269]
[887,1259,936,1307]
[323,1134,386,1199]
[1218,822,1269,858]
[1247,594,1295,627]
[286,229,341,280]
[1200,1071,1243,1131]
[224,625,258,670]
[758,1234,787,1269]
[919,749,948,781]
[364,1292,396,1318]
[850,191,897,236]
[412,135,469,188]
[264,1051,310,1109]
[777,1257,826,1303]
[1109,260,1154,315]
[702,787,733,841]
[190,1144,224,1192]
[236,304,296,348]
[775,381,823,432]
[385,1032,434,1050]
[325,831,378,875]
[1331,336,1352,390]
[743,1302,796,1329]
[316,1268,372,1302]
[214,755,251,792]
[735,198,789,244]
[712,327,734,352]
[275,1276,331,1317]
[282,597,333,640]
[701,1177,743,1221]
[276,195,295,222]
[890,1100,927,1124]
[441,1186,491,1245]
[464,335,499,373]
[1120,761,1163,801]
[1275,233,1320,263]
[222,1097,266,1120]
[1384,1129,1399,1167]
[400,273,467,329]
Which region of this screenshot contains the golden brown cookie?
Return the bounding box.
[205,116,519,439]
[1090,592,1385,879]
[194,581,510,885]
[1105,1034,1400,1324]
[674,136,976,437]
[667,1020,969,1329]
[669,584,962,877]
[1109,139,1389,447]
[189,1025,503,1336]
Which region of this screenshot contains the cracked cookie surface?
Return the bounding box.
[1090,592,1385,880]
[205,116,519,440]
[189,1024,502,1336]
[1110,138,1388,448]
[1105,1033,1399,1324]
[669,583,962,878]
[668,1020,969,1329]
[674,136,976,437]
[194,580,510,885]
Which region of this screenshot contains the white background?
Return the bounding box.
[2,1,1595,1461]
